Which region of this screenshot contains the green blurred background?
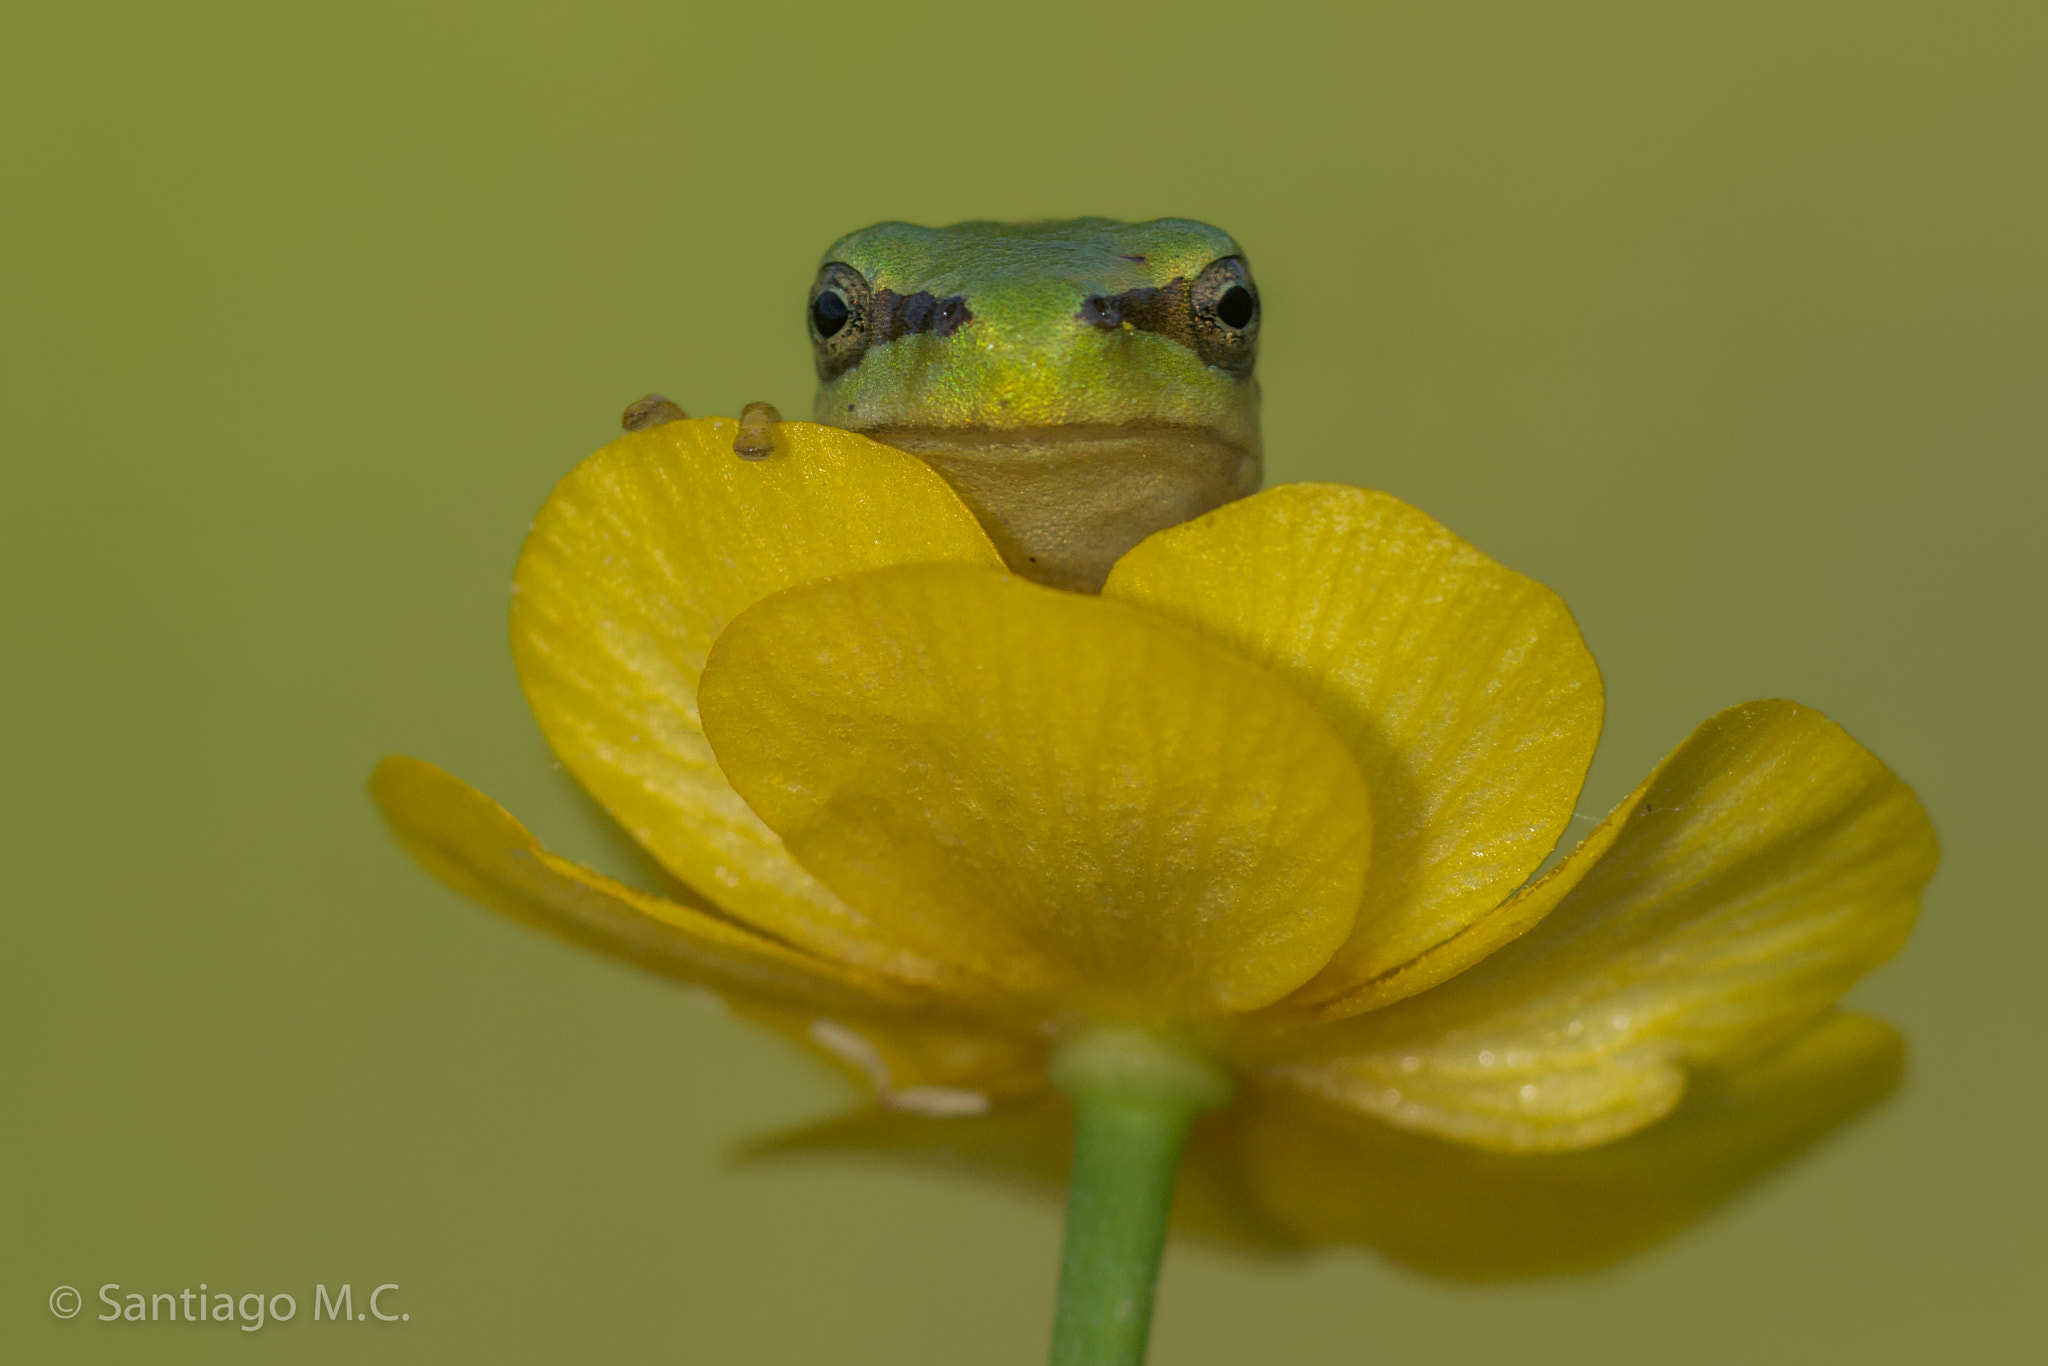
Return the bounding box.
[4,1,2041,1360]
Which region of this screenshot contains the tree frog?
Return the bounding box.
[806,218,1262,593]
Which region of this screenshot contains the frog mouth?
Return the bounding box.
[855,422,1262,594]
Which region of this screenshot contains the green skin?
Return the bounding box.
[809,218,1263,593]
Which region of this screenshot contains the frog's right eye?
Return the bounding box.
[1189,256,1260,374]
[809,263,873,380]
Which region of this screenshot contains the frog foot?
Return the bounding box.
[734,401,781,460]
[621,394,688,431]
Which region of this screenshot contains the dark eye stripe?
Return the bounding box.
[1076,278,1196,350]
[871,289,975,343]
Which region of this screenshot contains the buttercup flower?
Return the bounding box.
[372,417,1933,1345]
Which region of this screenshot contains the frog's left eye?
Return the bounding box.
[1189,256,1260,374]
[809,263,873,381]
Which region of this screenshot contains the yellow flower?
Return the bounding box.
[371,416,1934,1277]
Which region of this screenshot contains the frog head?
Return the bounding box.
[808,218,1262,592]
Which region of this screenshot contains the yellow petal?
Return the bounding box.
[746,1013,1901,1273]
[511,418,1004,989]
[1260,700,1935,1151]
[1105,483,1602,1013]
[368,754,919,1014]
[728,999,1051,1116]
[1304,763,1638,1016]
[698,563,1372,1017]
[745,1097,1287,1250]
[1234,1012,1904,1277]
[749,1099,1073,1191]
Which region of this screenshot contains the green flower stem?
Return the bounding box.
[1048,1026,1232,1366]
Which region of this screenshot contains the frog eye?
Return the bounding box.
[1189,256,1260,374]
[809,262,873,381]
